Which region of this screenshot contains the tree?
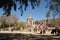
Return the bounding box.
[47,0,60,17]
[6,14,18,27]
[46,10,50,25]
[0,17,2,28]
[13,14,18,26]
[3,14,18,31]
[0,0,40,16]
[0,0,60,17]
[0,15,7,28]
[46,0,60,26]
[18,22,26,30]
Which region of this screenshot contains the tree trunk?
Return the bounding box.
[53,17,55,27]
[9,24,11,31]
[46,17,48,25]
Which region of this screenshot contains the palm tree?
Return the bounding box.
[46,11,50,25]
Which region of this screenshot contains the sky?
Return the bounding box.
[0,0,56,22]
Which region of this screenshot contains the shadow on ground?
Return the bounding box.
[0,33,60,40]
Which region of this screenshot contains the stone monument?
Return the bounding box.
[26,14,34,32]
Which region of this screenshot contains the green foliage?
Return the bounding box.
[1,24,9,29]
[0,14,18,29]
[46,11,50,17]
[47,23,55,27]
[46,0,60,17]
[52,0,58,2]
[0,0,40,16]
[0,0,60,17]
[50,5,54,10]
[17,22,26,29]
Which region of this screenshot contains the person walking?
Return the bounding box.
[40,25,44,34]
[43,24,47,34]
[57,25,60,35]
[38,22,43,34]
